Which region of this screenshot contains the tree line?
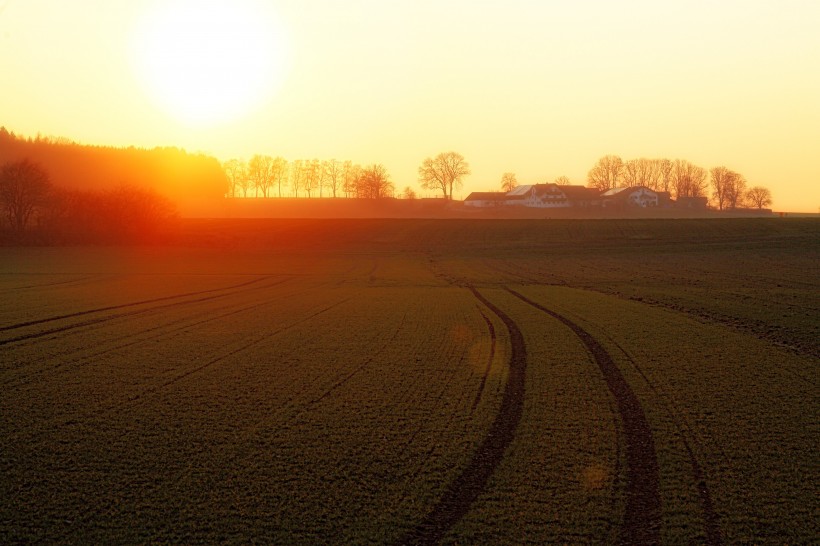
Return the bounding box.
[223,157,395,199]
[0,159,177,243]
[223,150,472,201]
[586,155,772,209]
[0,128,227,200]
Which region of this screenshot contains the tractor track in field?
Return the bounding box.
[505,287,662,545]
[91,297,353,418]
[53,297,397,542]
[470,307,497,414]
[598,332,723,545]
[0,277,281,347]
[0,276,270,333]
[0,275,95,292]
[400,286,526,545]
[397,302,500,510]
[0,279,332,388]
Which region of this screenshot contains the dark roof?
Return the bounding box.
[465,191,506,201]
[557,185,600,200]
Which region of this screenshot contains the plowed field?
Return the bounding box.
[1,218,817,543]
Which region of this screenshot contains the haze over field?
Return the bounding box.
[1,0,819,211]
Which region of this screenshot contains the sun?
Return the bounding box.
[130,0,288,126]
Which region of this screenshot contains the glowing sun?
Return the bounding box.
[130,0,288,126]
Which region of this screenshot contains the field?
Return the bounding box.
[1,218,817,543]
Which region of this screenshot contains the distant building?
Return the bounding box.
[601,186,660,208]
[504,184,600,208]
[464,191,506,207]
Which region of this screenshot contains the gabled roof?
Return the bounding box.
[559,185,600,200]
[602,186,657,198]
[465,191,506,201]
[506,185,534,196]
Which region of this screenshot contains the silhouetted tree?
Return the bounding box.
[304,159,322,198]
[710,166,745,210]
[746,186,772,209]
[623,158,662,189]
[247,154,275,197]
[725,173,747,209]
[290,159,305,197]
[0,159,52,233]
[271,157,288,198]
[342,161,361,198]
[671,159,708,199]
[587,155,623,190]
[554,176,571,185]
[500,172,517,192]
[418,152,470,200]
[358,164,394,199]
[402,186,417,200]
[223,158,247,198]
[324,159,343,198]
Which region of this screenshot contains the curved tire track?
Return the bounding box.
[0,277,269,333]
[0,277,279,347]
[506,287,661,545]
[400,286,526,545]
[601,333,723,545]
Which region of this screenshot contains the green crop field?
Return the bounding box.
[1,218,817,543]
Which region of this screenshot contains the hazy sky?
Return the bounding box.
[1,0,818,210]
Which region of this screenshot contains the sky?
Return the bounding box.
[1,0,819,211]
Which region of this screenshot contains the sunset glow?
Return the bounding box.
[130,0,288,125]
[1,0,819,211]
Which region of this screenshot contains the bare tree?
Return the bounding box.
[223,159,248,198]
[342,161,360,198]
[726,174,747,209]
[290,159,305,197]
[746,186,772,209]
[324,159,343,198]
[272,157,288,198]
[0,159,52,233]
[500,172,517,192]
[658,159,674,193]
[671,159,708,200]
[554,176,571,186]
[587,155,623,191]
[303,159,323,198]
[623,158,662,189]
[418,151,471,200]
[247,154,275,197]
[358,164,394,199]
[402,186,417,200]
[710,166,743,210]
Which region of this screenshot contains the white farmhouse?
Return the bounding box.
[601,186,660,208]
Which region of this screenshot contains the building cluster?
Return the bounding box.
[464,184,708,210]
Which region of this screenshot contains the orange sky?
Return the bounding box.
[1,0,818,211]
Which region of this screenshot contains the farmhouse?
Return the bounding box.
[504,184,601,208]
[464,191,506,207]
[601,186,662,208]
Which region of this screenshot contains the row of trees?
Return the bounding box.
[224,151,473,201]
[0,159,178,242]
[223,156,396,200]
[586,155,771,209]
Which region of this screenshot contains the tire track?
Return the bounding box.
[0,277,280,347]
[0,276,269,333]
[506,287,661,545]
[0,279,324,388]
[93,297,353,418]
[469,307,497,414]
[400,286,526,545]
[600,334,722,545]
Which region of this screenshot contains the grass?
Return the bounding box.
[1,218,817,543]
